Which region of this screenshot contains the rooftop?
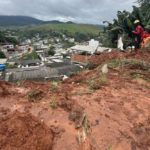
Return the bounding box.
[71,45,96,52]
[0,59,7,64]
[7,59,41,66]
[6,67,59,82]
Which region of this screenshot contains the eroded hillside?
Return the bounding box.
[1,49,150,150]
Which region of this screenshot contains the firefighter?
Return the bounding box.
[132,20,144,54]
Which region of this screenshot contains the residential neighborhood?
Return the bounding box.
[0,29,111,82]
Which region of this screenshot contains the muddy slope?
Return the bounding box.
[0,111,53,150]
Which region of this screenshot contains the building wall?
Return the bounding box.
[89,39,99,47]
[18,45,29,54]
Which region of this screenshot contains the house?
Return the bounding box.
[18,44,29,54]
[33,43,42,50]
[5,35,18,40]
[26,39,31,44]
[49,38,54,43]
[68,38,75,43]
[43,39,48,44]
[56,38,60,42]
[70,45,97,54]
[0,59,7,64]
[6,59,43,68]
[1,44,14,53]
[14,47,24,54]
[4,67,59,82]
[89,39,99,47]
[71,45,111,55]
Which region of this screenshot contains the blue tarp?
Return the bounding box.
[0,64,6,71]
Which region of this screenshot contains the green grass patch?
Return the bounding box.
[51,81,58,90]
[29,91,34,98]
[50,97,57,109]
[29,24,101,35]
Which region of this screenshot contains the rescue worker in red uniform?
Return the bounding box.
[132,20,144,54]
[141,31,150,41]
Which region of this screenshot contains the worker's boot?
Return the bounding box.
[136,49,139,54]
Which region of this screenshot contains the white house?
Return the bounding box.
[89,39,99,48]
[26,39,31,44]
[3,44,14,53]
[69,38,75,43]
[71,45,96,54]
[18,44,29,54]
[56,38,60,42]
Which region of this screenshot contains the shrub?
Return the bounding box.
[50,97,57,109]
[51,81,58,90]
[48,50,55,56]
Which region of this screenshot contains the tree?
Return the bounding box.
[0,32,5,43]
[5,37,19,46]
[102,3,150,48]
[0,51,6,58]
[48,50,55,56]
[136,0,150,7]
[5,63,17,69]
[50,46,55,51]
[22,52,39,60]
[81,51,88,55]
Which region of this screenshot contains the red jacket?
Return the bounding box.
[141,34,150,41]
[134,25,144,37]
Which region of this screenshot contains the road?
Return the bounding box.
[28,47,33,54]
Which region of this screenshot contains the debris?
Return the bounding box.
[78,131,82,146]
[95,120,99,125]
[82,126,87,140]
[63,75,69,80]
[101,64,109,74]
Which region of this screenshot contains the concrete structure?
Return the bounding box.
[89,39,99,47]
[2,44,14,53]
[69,38,75,43]
[0,59,7,64]
[71,45,96,54]
[71,45,112,55]
[18,44,29,54]
[7,59,43,68]
[26,39,31,44]
[33,43,42,50]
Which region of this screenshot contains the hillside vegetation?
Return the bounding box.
[28,24,101,35]
[103,0,150,48]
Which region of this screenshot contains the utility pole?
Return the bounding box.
[71,50,74,65]
[86,52,87,63]
[44,49,45,67]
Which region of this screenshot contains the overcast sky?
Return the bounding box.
[0,0,136,24]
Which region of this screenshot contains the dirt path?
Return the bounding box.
[28,46,33,54]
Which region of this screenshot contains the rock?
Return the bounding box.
[101,64,108,74]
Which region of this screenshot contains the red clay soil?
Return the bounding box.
[89,48,150,68]
[1,49,150,149]
[71,54,90,63]
[0,111,53,150]
[0,81,11,97]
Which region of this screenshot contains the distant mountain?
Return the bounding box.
[0,16,73,26]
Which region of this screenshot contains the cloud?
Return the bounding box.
[0,0,136,24]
